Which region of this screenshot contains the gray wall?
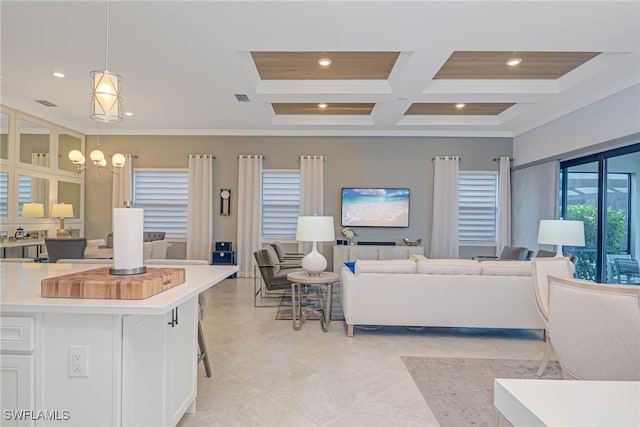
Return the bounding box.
[85,135,512,260]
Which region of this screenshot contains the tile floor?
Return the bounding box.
[177,277,547,427]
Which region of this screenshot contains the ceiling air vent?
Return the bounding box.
[234,94,250,102]
[35,99,57,107]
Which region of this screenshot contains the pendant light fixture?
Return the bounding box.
[90,0,123,122]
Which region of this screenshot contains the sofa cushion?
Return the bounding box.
[416,259,482,275]
[344,261,356,274]
[355,259,417,275]
[481,260,532,276]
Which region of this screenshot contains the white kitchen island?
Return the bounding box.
[0,262,238,427]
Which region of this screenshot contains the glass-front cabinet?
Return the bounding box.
[0,106,85,243]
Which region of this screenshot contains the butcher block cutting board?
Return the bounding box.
[41,267,186,300]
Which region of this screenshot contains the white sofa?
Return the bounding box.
[340,258,544,337]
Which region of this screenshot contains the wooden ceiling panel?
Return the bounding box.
[434,51,600,79]
[272,103,375,115]
[251,51,400,80]
[405,103,515,115]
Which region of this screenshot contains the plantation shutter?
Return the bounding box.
[0,173,8,218]
[133,169,189,238]
[18,175,32,216]
[262,170,300,239]
[458,172,498,242]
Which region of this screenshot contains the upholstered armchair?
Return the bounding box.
[253,246,304,307]
[270,242,303,264]
[474,245,529,261]
[530,258,575,376]
[548,275,640,380]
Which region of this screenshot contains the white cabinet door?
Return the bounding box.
[122,296,198,427]
[1,354,34,427]
[166,297,197,425]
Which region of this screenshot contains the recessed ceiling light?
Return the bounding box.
[455,103,466,109]
[318,103,328,109]
[506,58,522,66]
[317,58,332,67]
[125,112,134,117]
[53,72,65,78]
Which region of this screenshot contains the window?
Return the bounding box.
[133,169,188,239]
[262,170,300,240]
[458,171,498,242]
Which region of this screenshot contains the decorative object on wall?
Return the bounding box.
[51,203,73,238]
[90,0,123,122]
[296,215,335,275]
[220,188,231,216]
[537,219,585,257]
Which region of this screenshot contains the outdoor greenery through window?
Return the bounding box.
[458,171,498,243]
[262,170,300,240]
[133,169,188,238]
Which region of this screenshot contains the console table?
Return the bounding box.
[494,379,640,426]
[333,245,424,272]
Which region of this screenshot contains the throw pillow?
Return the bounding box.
[344,261,356,274]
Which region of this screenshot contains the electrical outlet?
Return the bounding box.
[68,345,89,377]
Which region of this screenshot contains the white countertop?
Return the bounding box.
[494,378,640,426]
[0,262,238,315]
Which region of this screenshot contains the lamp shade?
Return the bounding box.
[22,203,44,218]
[295,216,335,242]
[51,203,74,218]
[90,70,123,122]
[537,220,585,246]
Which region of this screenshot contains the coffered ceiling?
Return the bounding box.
[1,1,638,137]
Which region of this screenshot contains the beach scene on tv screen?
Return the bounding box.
[342,188,409,227]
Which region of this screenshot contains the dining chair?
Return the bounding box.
[44,238,87,263]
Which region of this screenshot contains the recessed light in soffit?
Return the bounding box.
[272,103,375,115]
[250,51,400,80]
[433,51,600,79]
[405,103,515,115]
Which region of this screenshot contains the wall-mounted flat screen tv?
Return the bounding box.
[341,188,410,227]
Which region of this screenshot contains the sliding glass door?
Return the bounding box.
[560,143,639,282]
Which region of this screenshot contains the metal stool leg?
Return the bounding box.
[197,320,211,377]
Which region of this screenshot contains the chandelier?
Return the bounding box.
[68,148,125,173]
[90,0,123,122]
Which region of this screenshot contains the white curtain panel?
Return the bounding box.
[237,155,263,277]
[430,156,459,258]
[496,156,512,256]
[512,160,560,251]
[299,155,325,253]
[187,154,214,262]
[31,152,50,167]
[111,154,134,209]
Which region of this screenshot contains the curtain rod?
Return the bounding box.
[188,154,216,159]
[296,155,327,160]
[237,154,264,159]
[431,156,461,161]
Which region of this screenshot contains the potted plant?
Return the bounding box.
[341,227,358,245]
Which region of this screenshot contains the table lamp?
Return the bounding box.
[295,215,335,275]
[51,203,74,238]
[537,219,585,257]
[22,202,45,218]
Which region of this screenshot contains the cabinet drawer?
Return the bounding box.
[1,316,35,352]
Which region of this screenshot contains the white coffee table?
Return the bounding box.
[494,378,640,426]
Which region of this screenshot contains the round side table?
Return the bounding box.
[287,271,339,332]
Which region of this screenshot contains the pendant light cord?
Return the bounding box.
[104,0,110,70]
